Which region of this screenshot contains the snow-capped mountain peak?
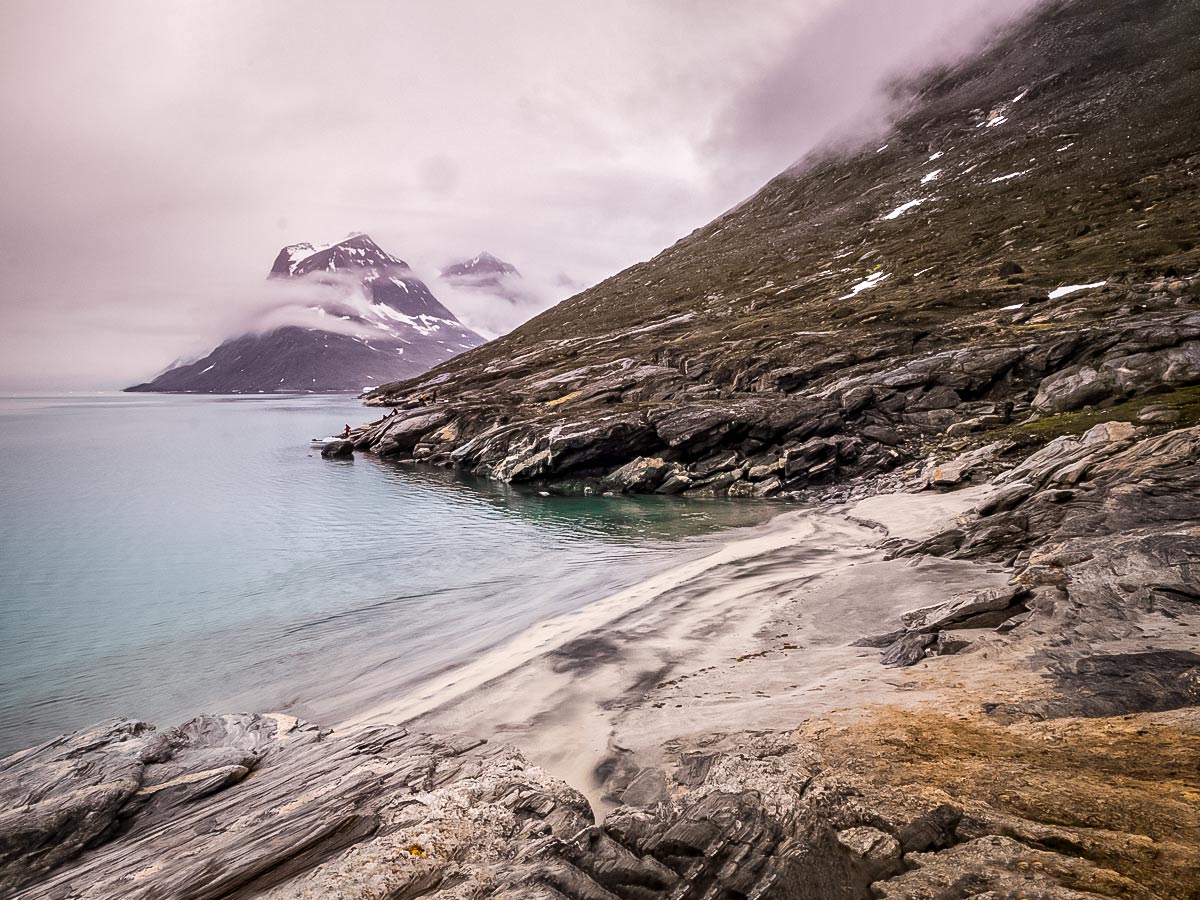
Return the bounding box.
[441,251,520,280]
[270,232,410,278]
[129,235,485,393]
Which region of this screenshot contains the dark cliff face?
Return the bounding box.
[127,234,484,394]
[362,0,1200,491]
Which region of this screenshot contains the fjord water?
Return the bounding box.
[0,394,772,757]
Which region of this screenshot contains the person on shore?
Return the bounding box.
[341,424,351,439]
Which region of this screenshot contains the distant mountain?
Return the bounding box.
[441,251,519,280]
[126,234,484,393]
[440,252,524,303]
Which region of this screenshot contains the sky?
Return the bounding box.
[0,0,1039,390]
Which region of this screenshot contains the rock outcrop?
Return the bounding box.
[0,715,594,899]
[339,0,1200,498]
[7,701,1197,899]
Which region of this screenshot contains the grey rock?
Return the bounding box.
[747,458,784,480]
[861,424,901,446]
[876,834,1131,900]
[1008,650,1200,719]
[836,826,902,884]
[880,632,937,667]
[619,767,670,807]
[995,421,1142,489]
[685,469,744,497]
[655,471,693,495]
[900,586,1024,631]
[977,482,1036,516]
[694,451,740,478]
[371,408,454,456]
[934,634,973,655]
[1,714,595,900]
[851,629,907,648]
[1137,403,1181,424]
[603,456,673,493]
[910,385,962,411]
[320,439,354,459]
[1033,340,1200,412]
[923,441,1015,489]
[784,437,837,477]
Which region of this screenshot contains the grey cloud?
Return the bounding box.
[0,0,1042,390]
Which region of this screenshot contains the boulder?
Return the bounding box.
[836,827,903,884]
[861,424,901,446]
[372,408,454,456]
[1137,404,1181,425]
[996,421,1142,489]
[604,457,672,493]
[899,587,1024,632]
[880,632,937,667]
[1033,341,1200,412]
[910,385,961,411]
[320,439,354,459]
[694,452,740,478]
[977,482,1036,516]
[656,471,693,495]
[923,441,1014,489]
[784,438,837,477]
[747,458,784,480]
[1031,365,1109,412]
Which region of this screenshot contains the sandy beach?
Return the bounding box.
[342,486,1011,808]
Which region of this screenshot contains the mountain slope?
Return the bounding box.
[127,234,484,393]
[440,250,526,307]
[361,0,1199,490]
[441,251,519,282]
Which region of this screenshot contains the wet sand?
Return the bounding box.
[342,487,1009,808]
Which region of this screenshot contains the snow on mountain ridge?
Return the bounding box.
[128,234,486,393]
[441,251,520,279]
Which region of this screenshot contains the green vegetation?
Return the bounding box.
[996,384,1200,442]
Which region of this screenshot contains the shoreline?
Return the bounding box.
[342,485,1001,809]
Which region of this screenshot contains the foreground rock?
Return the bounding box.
[6,706,1197,899]
[0,714,594,899]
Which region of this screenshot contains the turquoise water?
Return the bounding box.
[0,394,772,756]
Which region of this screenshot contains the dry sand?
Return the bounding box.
[342,487,1011,809]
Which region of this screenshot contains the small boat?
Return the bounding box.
[310,436,344,446]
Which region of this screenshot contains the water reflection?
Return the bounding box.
[363,457,778,543]
[0,393,783,755]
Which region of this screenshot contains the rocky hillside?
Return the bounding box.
[359,0,1200,495]
[126,234,483,394]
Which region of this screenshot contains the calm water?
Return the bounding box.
[0,393,773,756]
